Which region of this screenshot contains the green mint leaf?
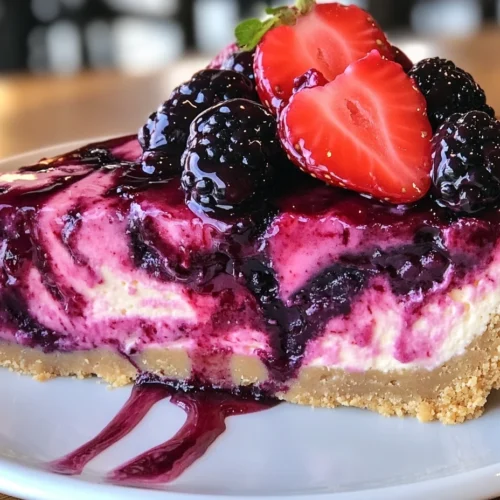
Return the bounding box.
[266,5,299,25]
[262,17,279,31]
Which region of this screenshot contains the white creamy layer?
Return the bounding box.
[306,255,500,373]
[58,255,500,372]
[87,259,500,374]
[86,267,270,357]
[14,250,500,373]
[89,267,197,321]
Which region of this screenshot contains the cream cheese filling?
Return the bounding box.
[308,257,500,373]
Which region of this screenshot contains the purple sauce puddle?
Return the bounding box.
[49,384,170,475]
[49,381,276,485]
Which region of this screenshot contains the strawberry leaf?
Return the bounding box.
[235,0,316,51]
[265,6,289,16]
[275,8,298,25]
[235,19,265,50]
[235,17,278,51]
[296,0,315,14]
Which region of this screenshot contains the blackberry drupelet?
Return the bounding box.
[392,45,413,73]
[139,70,258,175]
[221,50,256,83]
[241,259,280,305]
[373,230,450,295]
[292,69,328,95]
[409,57,495,130]
[431,111,500,214]
[207,42,238,69]
[181,99,282,216]
[340,227,451,296]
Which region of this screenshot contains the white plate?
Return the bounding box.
[1,144,500,500]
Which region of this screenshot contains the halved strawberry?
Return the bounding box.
[208,43,238,69]
[279,51,433,204]
[254,3,393,113]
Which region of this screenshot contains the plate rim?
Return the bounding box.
[1,450,500,500]
[0,141,500,500]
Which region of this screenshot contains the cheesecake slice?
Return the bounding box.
[1,0,500,424]
[0,133,499,424]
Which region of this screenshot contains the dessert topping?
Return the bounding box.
[432,110,500,214]
[391,45,413,73]
[246,0,393,113]
[207,42,239,69]
[409,57,495,131]
[221,50,256,83]
[181,99,282,215]
[279,50,433,203]
[139,69,257,175]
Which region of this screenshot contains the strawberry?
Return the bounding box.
[279,51,433,204]
[250,2,393,113]
[207,43,238,69]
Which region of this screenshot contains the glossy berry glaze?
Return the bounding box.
[50,376,276,485]
[1,135,500,383]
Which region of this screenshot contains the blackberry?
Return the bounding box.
[409,57,495,130]
[138,70,257,174]
[392,45,413,73]
[207,42,238,70]
[293,69,328,95]
[372,230,450,295]
[431,111,500,214]
[221,50,255,83]
[291,265,367,318]
[241,259,279,305]
[181,99,282,216]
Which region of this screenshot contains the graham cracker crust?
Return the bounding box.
[282,315,500,424]
[2,315,500,424]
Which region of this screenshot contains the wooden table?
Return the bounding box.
[0,57,206,159]
[0,27,499,500]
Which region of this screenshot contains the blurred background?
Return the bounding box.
[0,0,499,74]
[0,0,499,158]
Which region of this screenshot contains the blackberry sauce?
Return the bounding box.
[1,135,499,373]
[50,378,276,485]
[3,135,500,485]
